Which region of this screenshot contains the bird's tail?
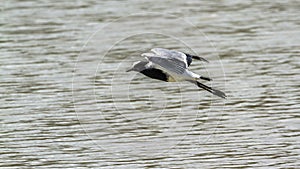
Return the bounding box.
[189,81,226,99]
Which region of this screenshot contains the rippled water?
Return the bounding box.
[1,0,300,168]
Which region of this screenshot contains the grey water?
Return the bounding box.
[1,0,299,168]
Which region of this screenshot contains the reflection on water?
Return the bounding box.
[1,0,299,168]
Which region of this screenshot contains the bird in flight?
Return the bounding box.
[127,48,226,99]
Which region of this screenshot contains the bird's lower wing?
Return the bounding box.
[189,81,226,99]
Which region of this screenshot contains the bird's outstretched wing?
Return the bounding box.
[151,48,209,67]
[142,52,187,75]
[188,54,209,63]
[151,48,189,66]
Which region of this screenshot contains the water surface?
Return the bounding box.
[1,0,299,168]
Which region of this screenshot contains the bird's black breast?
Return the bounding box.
[140,68,168,82]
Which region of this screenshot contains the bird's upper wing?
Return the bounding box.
[151,48,188,68]
[141,52,186,75]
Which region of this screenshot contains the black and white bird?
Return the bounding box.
[127,48,226,99]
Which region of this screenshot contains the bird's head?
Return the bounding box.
[126,61,148,72]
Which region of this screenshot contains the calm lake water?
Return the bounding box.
[1,0,299,168]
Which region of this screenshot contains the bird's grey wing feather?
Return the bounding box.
[141,52,156,57]
[151,48,188,68]
[145,55,186,74]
